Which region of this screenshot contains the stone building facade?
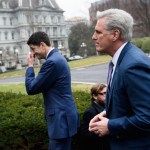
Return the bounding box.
[0,0,69,70]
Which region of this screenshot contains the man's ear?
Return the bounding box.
[92,94,97,100]
[40,42,46,46]
[112,29,120,41]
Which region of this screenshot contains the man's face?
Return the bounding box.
[93,86,107,104]
[97,87,107,104]
[29,43,45,59]
[92,18,114,53]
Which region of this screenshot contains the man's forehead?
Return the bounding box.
[29,44,37,48]
[95,18,107,30]
[97,18,106,26]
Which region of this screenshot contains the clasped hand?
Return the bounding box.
[89,111,110,137]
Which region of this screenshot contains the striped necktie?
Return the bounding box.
[107,61,114,90]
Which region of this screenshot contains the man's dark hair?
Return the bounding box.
[27,31,51,46]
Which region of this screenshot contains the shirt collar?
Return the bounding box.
[112,42,127,66]
[46,48,54,59]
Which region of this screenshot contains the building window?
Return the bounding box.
[38,27,42,31]
[35,15,38,23]
[46,27,50,35]
[13,47,16,52]
[26,15,29,23]
[10,18,13,25]
[53,27,57,36]
[58,16,61,23]
[7,47,10,51]
[44,16,46,23]
[28,30,31,37]
[5,32,8,40]
[51,16,54,23]
[12,32,14,39]
[15,17,18,25]
[53,16,56,23]
[3,17,6,25]
[60,28,62,35]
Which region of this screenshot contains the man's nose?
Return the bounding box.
[92,33,96,40]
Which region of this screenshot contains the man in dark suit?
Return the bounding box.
[77,84,109,150]
[89,9,150,150]
[25,31,79,150]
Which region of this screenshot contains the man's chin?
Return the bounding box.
[96,49,102,52]
[96,48,104,53]
[37,57,45,60]
[36,56,42,59]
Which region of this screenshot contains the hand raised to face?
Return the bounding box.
[27,52,35,67]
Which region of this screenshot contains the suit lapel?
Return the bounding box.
[106,42,132,111]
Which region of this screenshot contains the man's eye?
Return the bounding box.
[96,30,101,34]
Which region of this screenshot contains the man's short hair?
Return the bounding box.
[27,31,51,46]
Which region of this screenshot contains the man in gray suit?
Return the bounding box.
[25,31,79,150]
[89,9,150,150]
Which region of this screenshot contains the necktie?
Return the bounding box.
[107,61,114,90]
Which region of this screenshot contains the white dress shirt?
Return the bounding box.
[111,42,127,83]
[46,48,54,59]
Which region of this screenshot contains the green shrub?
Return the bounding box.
[0,92,48,149]
[132,37,150,54]
[0,91,91,149]
[132,38,143,48]
[141,38,150,54]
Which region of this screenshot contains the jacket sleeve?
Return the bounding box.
[25,60,56,95]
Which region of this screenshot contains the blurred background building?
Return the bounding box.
[0,0,69,70]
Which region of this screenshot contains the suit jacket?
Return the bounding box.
[77,100,109,150]
[106,42,150,150]
[25,48,79,139]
